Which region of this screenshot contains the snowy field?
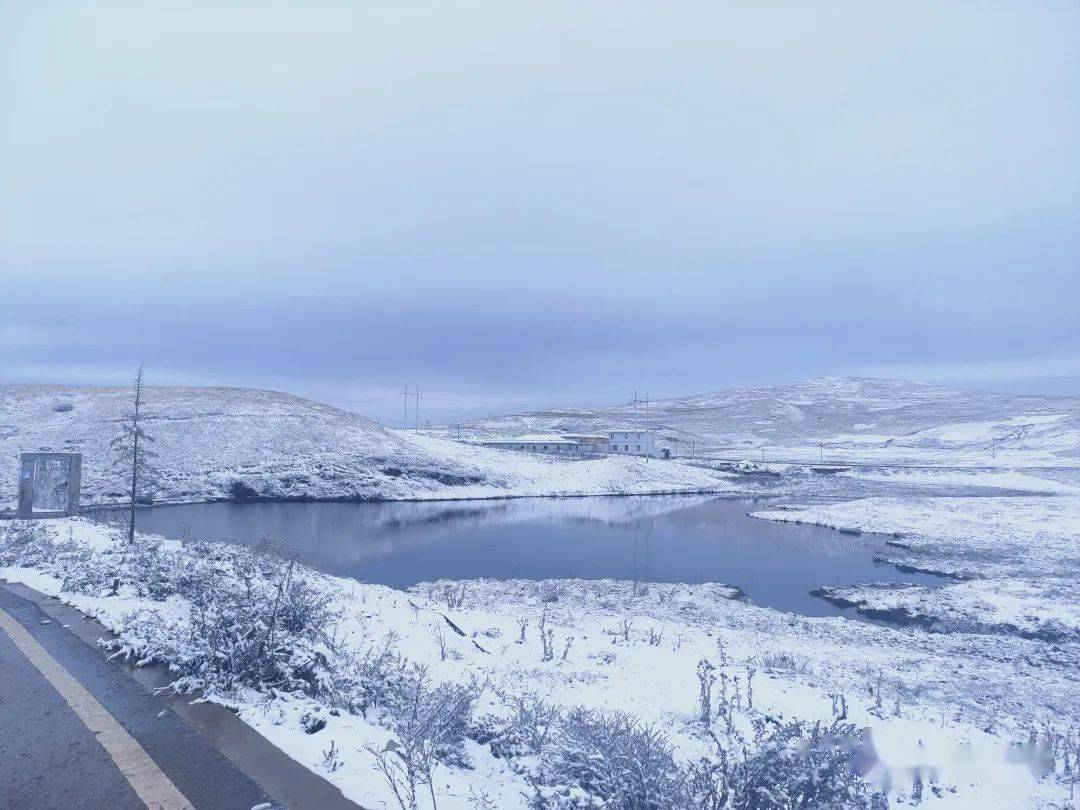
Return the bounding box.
[3,515,1079,809]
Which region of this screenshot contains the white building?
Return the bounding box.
[477,430,660,458]
[607,430,657,458]
[477,434,580,454]
[558,434,610,454]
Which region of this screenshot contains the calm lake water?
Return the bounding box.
[113,495,946,617]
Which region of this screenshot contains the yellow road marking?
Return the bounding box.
[0,605,194,810]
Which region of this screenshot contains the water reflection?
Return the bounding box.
[109,495,946,617]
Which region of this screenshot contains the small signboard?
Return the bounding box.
[17,452,82,519]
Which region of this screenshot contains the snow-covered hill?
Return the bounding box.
[449,377,1080,465]
[0,385,732,510]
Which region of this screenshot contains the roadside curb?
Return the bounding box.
[0,579,366,810]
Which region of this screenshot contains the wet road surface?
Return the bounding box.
[0,584,272,809]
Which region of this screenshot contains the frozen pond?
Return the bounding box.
[111,495,947,617]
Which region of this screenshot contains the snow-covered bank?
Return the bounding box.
[3,518,1078,808]
[752,496,1080,644]
[838,467,1080,496]
[813,579,1080,642]
[0,385,736,511]
[751,496,1080,581]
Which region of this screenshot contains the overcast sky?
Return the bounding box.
[2,1,1078,424]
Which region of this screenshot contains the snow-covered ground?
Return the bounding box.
[3,517,1079,808]
[752,496,1080,644]
[837,467,1080,496]
[751,496,1080,581]
[812,578,1080,642]
[448,377,1080,467]
[0,385,736,512]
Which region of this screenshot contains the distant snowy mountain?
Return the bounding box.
[0,385,731,510]
[450,378,1080,463]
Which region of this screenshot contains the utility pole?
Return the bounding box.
[819,442,823,463]
[403,385,410,430]
[629,391,650,462]
[639,390,648,466]
[404,386,423,431]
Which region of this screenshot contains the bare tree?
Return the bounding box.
[110,362,157,543]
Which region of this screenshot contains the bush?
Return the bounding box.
[687,717,888,810]
[365,664,482,810]
[531,707,684,810]
[0,521,55,568]
[520,701,887,810]
[102,538,341,698]
[336,632,412,716]
[129,537,183,600]
[59,542,121,596]
[471,693,562,760]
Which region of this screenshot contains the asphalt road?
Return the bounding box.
[0,585,274,810]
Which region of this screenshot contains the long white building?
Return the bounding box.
[476,434,580,454]
[478,430,659,458]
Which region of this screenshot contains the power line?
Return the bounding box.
[413,395,519,406]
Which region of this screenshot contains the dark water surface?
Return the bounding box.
[118,495,946,617]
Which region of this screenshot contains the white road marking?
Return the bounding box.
[0,605,195,810]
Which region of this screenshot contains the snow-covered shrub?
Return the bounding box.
[539,580,563,603]
[59,542,121,596]
[472,693,563,760]
[338,632,411,716]
[759,651,808,674]
[1019,722,1080,802]
[440,581,468,609]
[698,659,717,721]
[0,520,55,568]
[274,576,336,637]
[51,529,183,601]
[530,707,684,810]
[128,536,184,600]
[300,710,328,734]
[321,739,343,772]
[686,716,888,810]
[105,541,340,699]
[365,664,482,810]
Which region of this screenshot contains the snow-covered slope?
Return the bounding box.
[0,385,732,510]
[449,377,1080,464]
